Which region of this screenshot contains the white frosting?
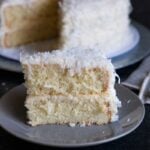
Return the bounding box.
[60,0,132,53]
[21,48,115,75]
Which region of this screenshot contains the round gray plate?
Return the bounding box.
[0,21,150,72]
[0,84,145,148]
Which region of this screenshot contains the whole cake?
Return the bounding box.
[60,0,133,55]
[0,0,133,56]
[0,0,59,48]
[21,48,121,126]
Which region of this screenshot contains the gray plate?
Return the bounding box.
[0,21,150,72]
[0,84,145,148]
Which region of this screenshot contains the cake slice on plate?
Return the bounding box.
[21,48,121,126]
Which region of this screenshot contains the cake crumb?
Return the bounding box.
[69,123,76,127]
[127,99,131,104]
[127,118,130,122]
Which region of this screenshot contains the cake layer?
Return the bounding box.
[59,0,132,52]
[25,95,118,126]
[1,16,59,33]
[1,17,58,47]
[1,0,59,29]
[23,64,111,96]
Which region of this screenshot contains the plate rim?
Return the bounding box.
[0,84,145,148]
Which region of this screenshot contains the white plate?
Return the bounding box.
[106,26,140,58]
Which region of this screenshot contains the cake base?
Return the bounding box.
[25,95,118,126]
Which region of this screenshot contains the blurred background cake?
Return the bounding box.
[0,0,59,48]
[59,0,133,55]
[0,0,134,58]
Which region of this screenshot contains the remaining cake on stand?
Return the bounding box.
[0,0,135,57]
[59,0,134,56]
[0,0,59,48]
[21,48,121,126]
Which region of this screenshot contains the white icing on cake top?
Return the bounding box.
[21,48,115,75]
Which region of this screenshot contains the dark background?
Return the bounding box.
[131,0,150,28]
